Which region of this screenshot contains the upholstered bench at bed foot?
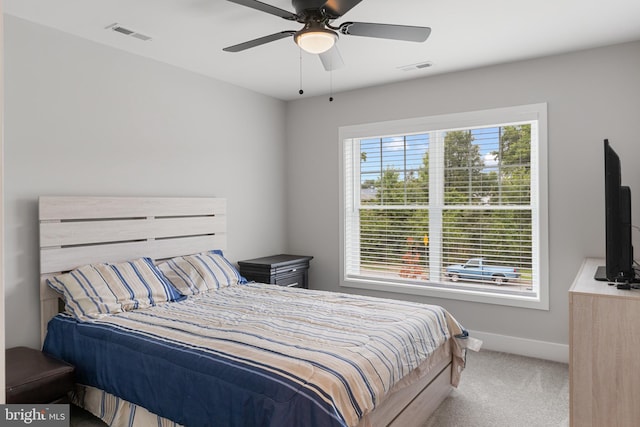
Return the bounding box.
[5,346,75,404]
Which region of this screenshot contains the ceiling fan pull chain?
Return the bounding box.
[298,47,304,95]
[329,69,334,102]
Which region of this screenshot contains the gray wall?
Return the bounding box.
[285,41,640,350]
[4,16,288,348]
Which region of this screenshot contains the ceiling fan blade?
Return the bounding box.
[322,0,363,18]
[340,22,431,42]
[226,0,298,20]
[319,45,345,71]
[223,31,296,52]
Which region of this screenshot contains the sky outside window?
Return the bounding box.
[359,128,505,193]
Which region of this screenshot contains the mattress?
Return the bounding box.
[44,283,466,427]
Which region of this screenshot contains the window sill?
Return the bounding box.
[340,276,549,310]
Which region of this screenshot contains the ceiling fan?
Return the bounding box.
[222,0,431,71]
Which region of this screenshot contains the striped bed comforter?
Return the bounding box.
[43,283,466,427]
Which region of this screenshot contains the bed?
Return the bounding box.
[39,196,472,427]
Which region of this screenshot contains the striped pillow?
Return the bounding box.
[47,257,184,320]
[157,250,246,296]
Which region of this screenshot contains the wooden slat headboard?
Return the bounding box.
[39,196,227,344]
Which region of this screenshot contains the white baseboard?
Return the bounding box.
[469,330,569,364]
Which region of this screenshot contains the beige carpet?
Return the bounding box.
[425,349,569,427]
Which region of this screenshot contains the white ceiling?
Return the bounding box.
[5,0,640,100]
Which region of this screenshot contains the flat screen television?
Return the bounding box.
[595,139,636,286]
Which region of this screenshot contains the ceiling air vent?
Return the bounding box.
[397,61,433,72]
[105,23,152,42]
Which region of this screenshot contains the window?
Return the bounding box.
[339,104,548,309]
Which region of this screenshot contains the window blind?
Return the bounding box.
[344,121,537,295]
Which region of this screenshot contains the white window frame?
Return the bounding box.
[338,103,549,310]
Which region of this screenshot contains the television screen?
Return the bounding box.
[595,139,635,285]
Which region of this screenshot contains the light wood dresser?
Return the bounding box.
[569,258,640,426]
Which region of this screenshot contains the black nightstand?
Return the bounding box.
[238,254,313,289]
[5,347,75,404]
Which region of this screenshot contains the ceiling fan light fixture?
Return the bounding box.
[295,28,338,54]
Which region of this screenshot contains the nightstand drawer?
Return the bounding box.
[275,270,305,288]
[238,254,313,289]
